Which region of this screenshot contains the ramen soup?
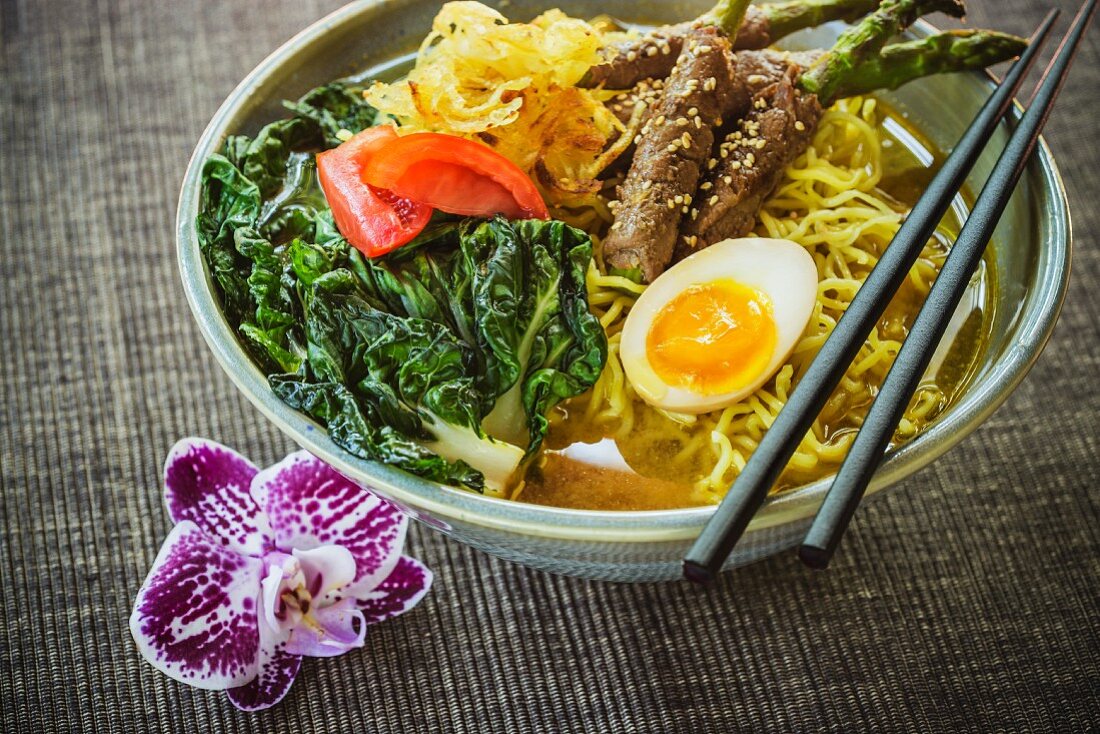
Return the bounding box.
[522,103,993,510]
[196,2,1014,513]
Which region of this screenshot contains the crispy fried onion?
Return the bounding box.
[365,1,639,208]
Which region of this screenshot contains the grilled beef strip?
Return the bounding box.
[608,48,803,125]
[602,27,739,283]
[585,8,774,91]
[605,47,820,280]
[676,52,823,261]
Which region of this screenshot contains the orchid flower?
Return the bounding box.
[130,438,432,711]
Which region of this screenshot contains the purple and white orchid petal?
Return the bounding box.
[293,545,357,601]
[225,645,301,711]
[285,598,367,658]
[130,521,263,690]
[226,585,299,712]
[164,438,273,555]
[252,451,408,597]
[358,556,433,625]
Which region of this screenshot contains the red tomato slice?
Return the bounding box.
[361,133,550,221]
[316,126,432,257]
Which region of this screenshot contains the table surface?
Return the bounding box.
[2,0,1098,731]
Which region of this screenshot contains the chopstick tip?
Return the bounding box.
[797,543,833,570]
[682,559,716,585]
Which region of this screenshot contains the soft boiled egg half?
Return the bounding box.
[620,237,818,414]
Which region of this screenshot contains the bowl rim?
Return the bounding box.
[177,1,1072,543]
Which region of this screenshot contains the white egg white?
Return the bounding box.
[620,237,819,414]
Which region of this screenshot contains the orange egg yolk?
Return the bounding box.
[646,280,778,395]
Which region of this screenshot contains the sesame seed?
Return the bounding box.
[720,149,729,158]
[684,194,692,205]
[691,208,699,219]
[707,159,718,170]
[724,175,733,184]
[615,93,628,101]
[681,133,692,148]
[667,144,677,153]
[667,200,676,210]
[700,182,713,191]
[730,160,741,170]
[674,195,684,204]
[747,74,766,84]
[698,45,712,53]
[687,107,698,117]
[647,46,658,57]
[795,120,806,131]
[746,153,756,164]
[610,221,622,230]
[709,195,719,206]
[676,117,689,127]
[642,180,653,190]
[633,134,642,145]
[626,51,637,62]
[656,115,666,125]
[681,205,689,214]
[744,159,754,169]
[661,43,671,54]
[613,104,623,112]
[694,116,703,128]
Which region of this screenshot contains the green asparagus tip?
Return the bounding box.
[819,29,1028,103]
[800,0,978,102]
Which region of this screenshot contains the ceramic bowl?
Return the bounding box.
[177,0,1071,582]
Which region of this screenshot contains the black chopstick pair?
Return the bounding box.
[683,0,1097,584]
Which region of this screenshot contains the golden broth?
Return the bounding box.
[518,100,993,511]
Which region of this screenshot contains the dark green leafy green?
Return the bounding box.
[195,81,606,492]
[196,155,262,323]
[284,81,378,148]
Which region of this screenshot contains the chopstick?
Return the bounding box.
[800,0,1098,570]
[681,8,1063,584]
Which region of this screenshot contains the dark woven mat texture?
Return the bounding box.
[2,0,1098,731]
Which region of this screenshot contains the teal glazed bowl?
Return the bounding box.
[178,0,1071,582]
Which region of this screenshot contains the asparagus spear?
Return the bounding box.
[799,0,966,101]
[581,0,880,89]
[706,0,754,38]
[822,30,1029,101]
[762,0,884,39]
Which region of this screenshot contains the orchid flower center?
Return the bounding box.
[260,546,357,638]
[278,568,316,624]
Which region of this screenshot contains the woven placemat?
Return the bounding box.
[2,0,1097,731]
